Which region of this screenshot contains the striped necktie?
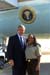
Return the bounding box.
[20,36,24,47]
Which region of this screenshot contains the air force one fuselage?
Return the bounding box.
[0,0,50,37]
[0,0,50,64]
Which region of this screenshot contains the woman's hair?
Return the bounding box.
[26,34,37,46]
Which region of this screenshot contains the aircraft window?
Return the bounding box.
[18,0,33,2]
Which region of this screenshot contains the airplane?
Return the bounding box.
[0,0,50,49]
[0,0,50,37]
[0,0,50,65]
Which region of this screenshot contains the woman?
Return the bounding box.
[25,34,41,75]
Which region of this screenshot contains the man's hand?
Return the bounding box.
[8,59,14,66]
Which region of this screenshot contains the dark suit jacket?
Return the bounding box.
[7,34,26,68]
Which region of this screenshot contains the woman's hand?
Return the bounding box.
[8,59,14,66]
[36,64,40,71]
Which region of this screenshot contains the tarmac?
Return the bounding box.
[0,55,50,75]
[0,63,50,75]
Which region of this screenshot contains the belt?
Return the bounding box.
[27,59,31,62]
[27,59,37,62]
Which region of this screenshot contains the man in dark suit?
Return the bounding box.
[7,24,26,75]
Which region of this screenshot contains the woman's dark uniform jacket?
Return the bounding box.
[7,34,26,75]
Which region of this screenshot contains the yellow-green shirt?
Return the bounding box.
[25,45,41,60]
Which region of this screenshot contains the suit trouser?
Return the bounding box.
[12,68,26,75]
[26,59,40,75]
[12,65,26,75]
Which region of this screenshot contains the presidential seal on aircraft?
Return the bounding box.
[19,6,36,24]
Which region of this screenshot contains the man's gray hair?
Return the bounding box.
[18,24,26,30]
